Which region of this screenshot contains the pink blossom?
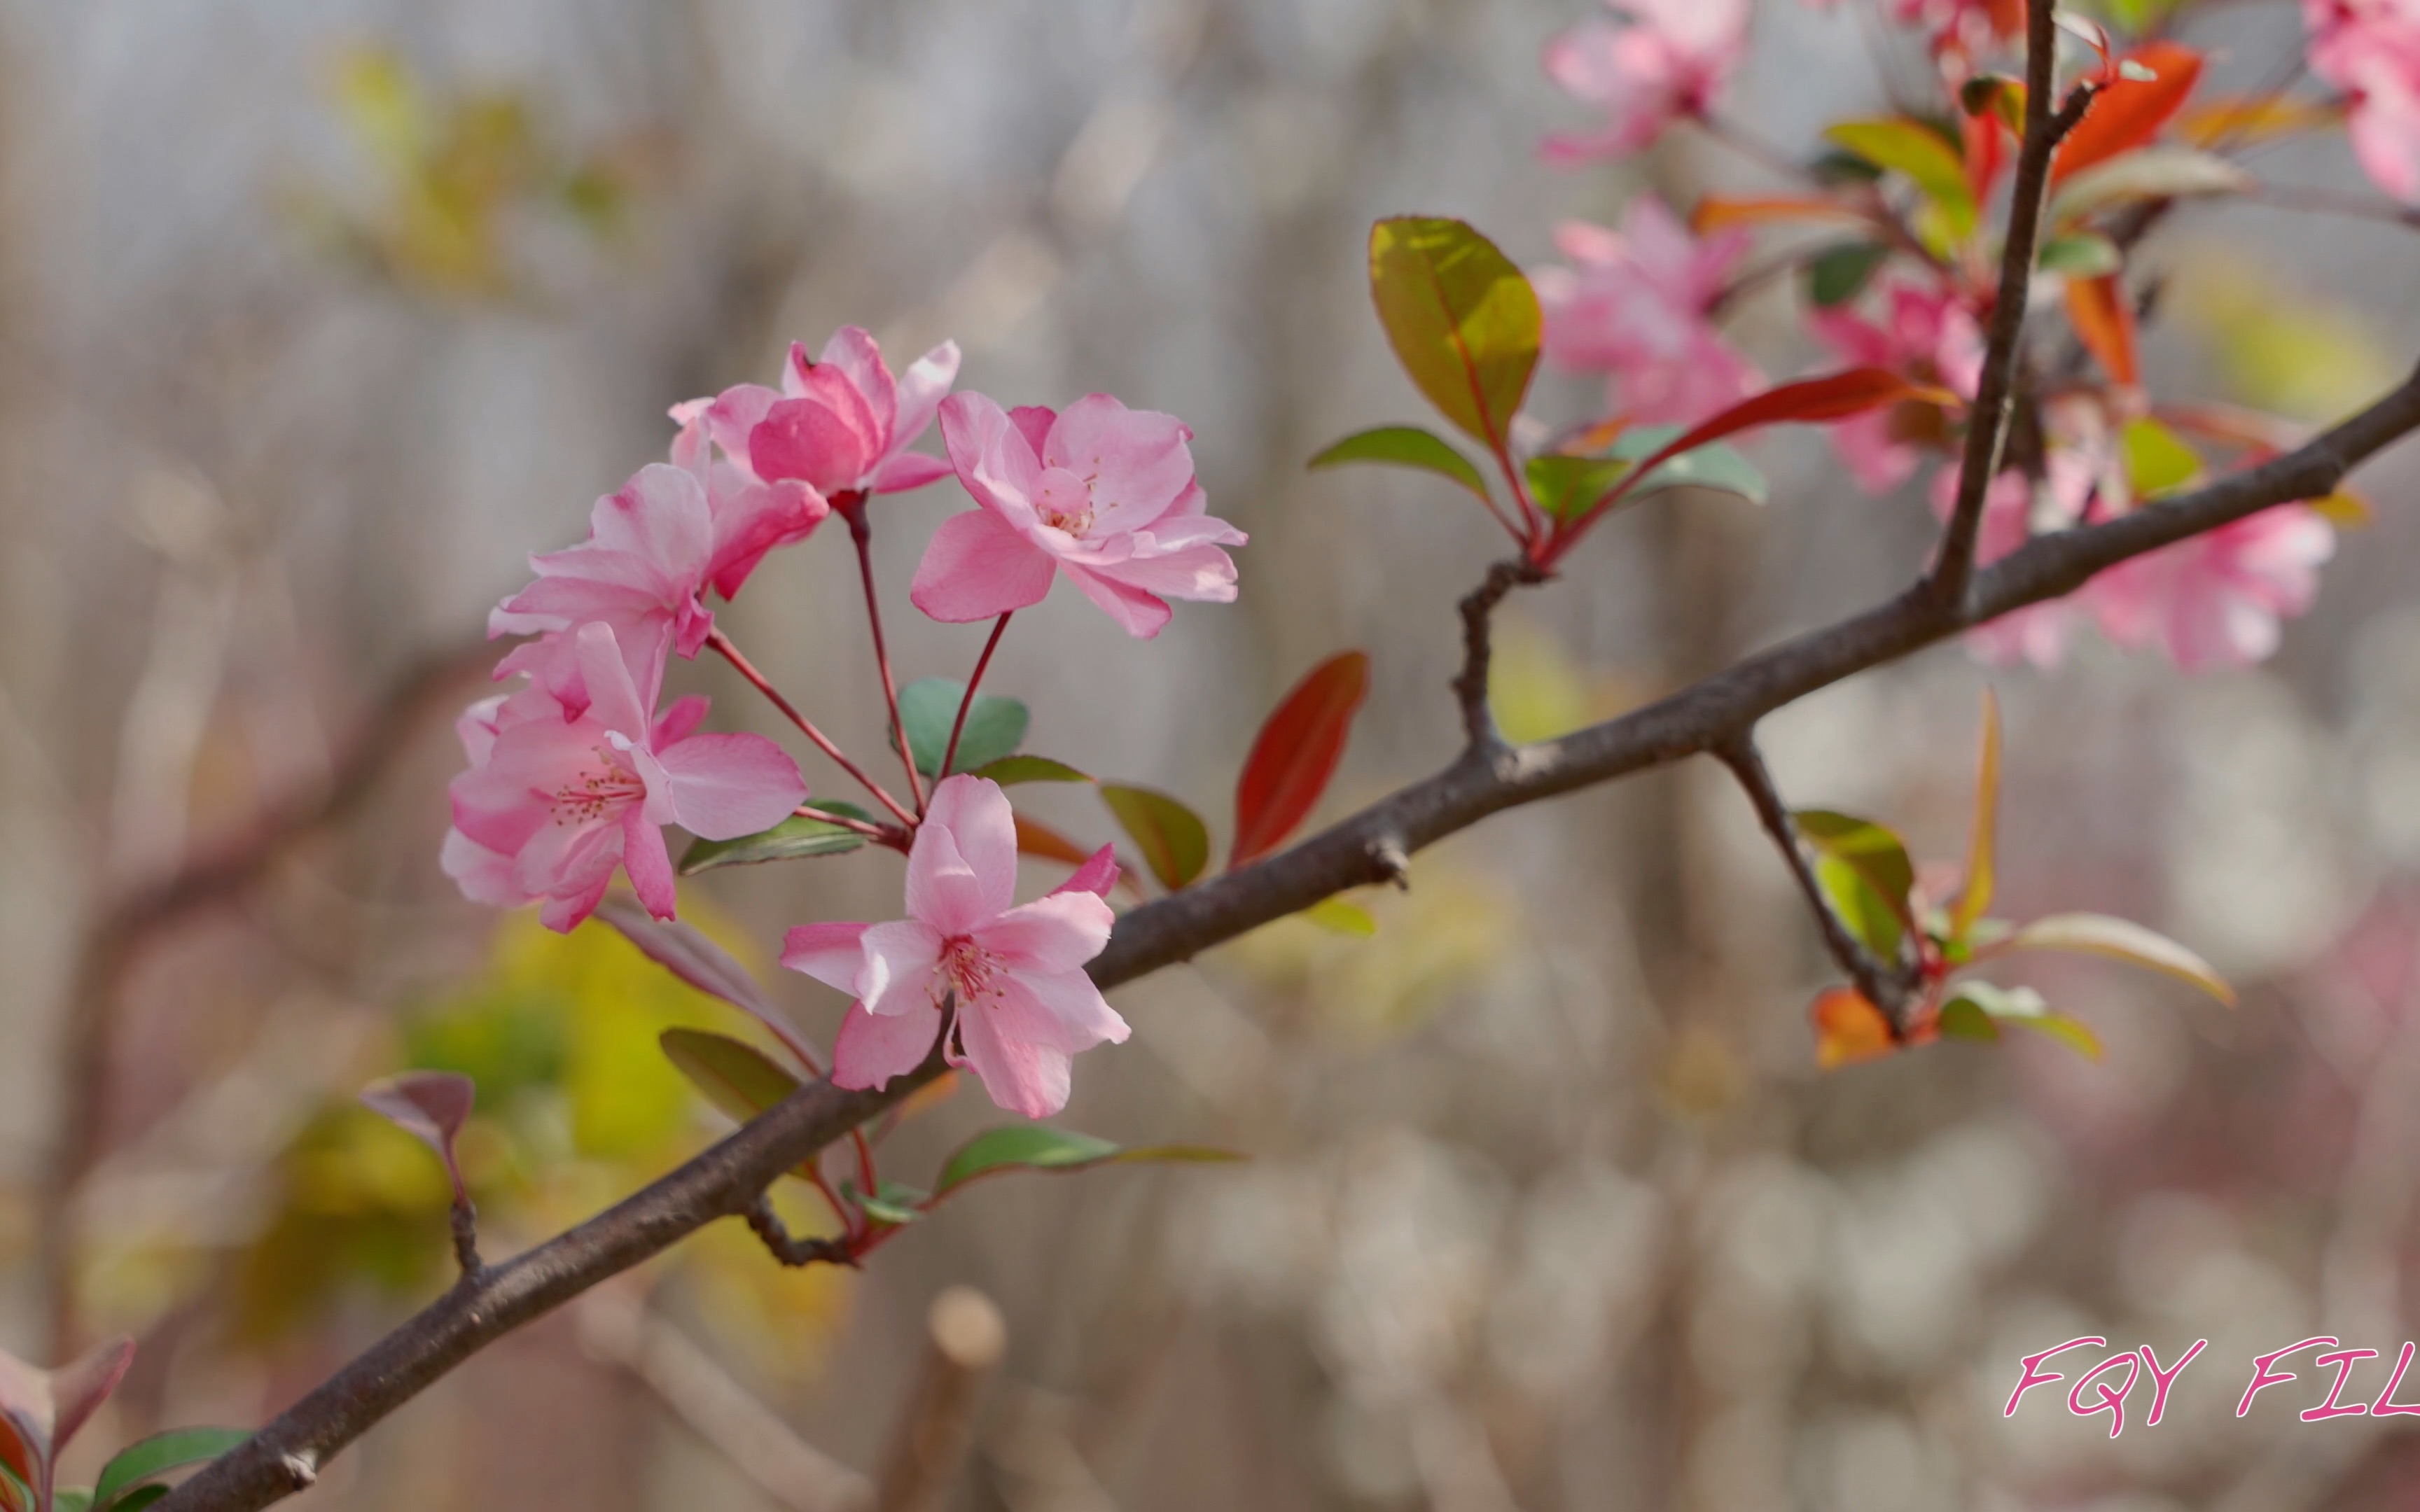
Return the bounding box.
[1930,463,2091,668]
[2085,504,2336,669]
[667,403,830,601]
[909,392,1246,638]
[1809,277,1984,494]
[1534,198,1761,425]
[686,326,960,507]
[1541,0,1748,164]
[489,463,722,715]
[783,776,1127,1119]
[2305,0,2420,201]
[445,622,806,932]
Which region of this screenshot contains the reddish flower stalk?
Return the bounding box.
[837,493,928,816]
[706,626,917,828]
[939,613,1013,780]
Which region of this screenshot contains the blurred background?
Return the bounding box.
[5,0,2420,1507]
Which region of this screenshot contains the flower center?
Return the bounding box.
[1034,467,1096,537]
[550,746,646,825]
[938,934,1005,1007]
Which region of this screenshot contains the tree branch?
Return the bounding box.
[1452,558,1547,752]
[1928,0,2101,608]
[1714,735,1917,1032]
[156,358,2420,1512]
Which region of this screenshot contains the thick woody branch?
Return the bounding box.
[157,360,2420,1512]
[1714,736,1917,1032]
[1929,0,2101,608]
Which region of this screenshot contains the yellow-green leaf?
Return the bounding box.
[1099,784,1210,890]
[1302,897,1379,936]
[1823,119,1976,239]
[1368,217,1541,454]
[1952,689,2001,941]
[1309,425,1494,505]
[1999,913,2234,1004]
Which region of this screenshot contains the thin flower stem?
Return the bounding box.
[939,614,1013,780]
[838,496,928,816]
[1696,111,1817,185]
[793,804,894,841]
[707,629,918,829]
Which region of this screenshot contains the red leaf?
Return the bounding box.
[2054,41,2204,183]
[361,1070,477,1202]
[1230,652,1372,868]
[2066,273,2139,388]
[1014,813,1096,866]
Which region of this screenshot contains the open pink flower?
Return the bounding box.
[489,463,720,715]
[1534,199,1760,425]
[783,776,1127,1119]
[910,392,1246,638]
[1931,463,2092,668]
[1810,277,1984,494]
[1541,0,1748,164]
[667,402,830,601]
[2085,504,2336,669]
[2306,0,2420,201]
[687,326,960,506]
[445,622,806,932]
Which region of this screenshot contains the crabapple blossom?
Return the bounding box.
[1539,0,1747,164]
[782,775,1127,1119]
[910,391,1246,638]
[665,405,830,601]
[2304,0,2420,202]
[686,326,960,506]
[445,622,806,932]
[1809,276,1984,494]
[1534,199,1760,425]
[2085,504,2336,670]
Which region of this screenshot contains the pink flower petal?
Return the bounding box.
[891,341,963,455]
[975,890,1114,974]
[872,451,955,493]
[833,999,945,1091]
[922,775,1020,920]
[781,920,871,993]
[621,807,679,919]
[1048,844,1121,899]
[953,989,1076,1117]
[904,810,998,938]
[1059,562,1174,638]
[1042,393,1196,532]
[910,507,1058,623]
[816,326,897,441]
[650,732,808,841]
[858,918,945,1017]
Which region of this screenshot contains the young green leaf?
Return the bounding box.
[1308,426,1494,505]
[1302,897,1379,936]
[932,1126,1239,1198]
[56,1492,91,1512]
[2047,147,2249,223]
[1951,689,2002,942]
[2121,416,2202,497]
[1995,913,2235,1004]
[1603,426,1769,505]
[966,755,1093,786]
[1526,454,1636,522]
[1231,652,1372,868]
[679,804,875,875]
[658,1028,802,1126]
[1367,216,1541,454]
[1101,784,1210,890]
[1795,810,1917,958]
[107,1492,168,1512]
[894,678,1029,778]
[842,1180,929,1227]
[1806,242,1891,307]
[90,1428,252,1512]
[2038,232,2122,278]
[1935,995,2001,1041]
[1823,118,1977,238]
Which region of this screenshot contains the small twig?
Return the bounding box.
[797,804,912,850]
[939,614,1013,780]
[1929,0,2102,609]
[837,495,928,816]
[742,1192,856,1269]
[1453,559,1548,752]
[878,1287,1008,1512]
[1715,735,1914,1034]
[709,628,918,828]
[447,1200,483,1280]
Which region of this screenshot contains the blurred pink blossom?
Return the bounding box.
[2305,0,2420,201]
[1930,463,2092,668]
[1540,0,1747,164]
[783,776,1127,1119]
[2085,504,2336,669]
[1534,198,1760,425]
[1810,276,1984,494]
[445,622,805,932]
[910,391,1245,638]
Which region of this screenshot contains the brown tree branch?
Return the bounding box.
[155,358,2420,1512]
[1928,0,2101,608]
[1452,557,1548,752]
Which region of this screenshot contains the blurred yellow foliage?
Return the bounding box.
[2174,257,2401,422]
[1487,617,1636,746]
[1234,871,1514,1042]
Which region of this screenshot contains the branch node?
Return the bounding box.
[279,1453,317,1490]
[1368,839,1412,891]
[743,1192,856,1270]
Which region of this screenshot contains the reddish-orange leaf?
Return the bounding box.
[1013,813,1094,866]
[2178,94,2342,148]
[1811,987,1898,1070]
[1230,651,1372,868]
[1690,195,1866,234]
[1961,109,2008,205]
[2066,273,2139,388]
[2054,41,2204,183]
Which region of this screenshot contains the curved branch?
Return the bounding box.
[157,359,2420,1512]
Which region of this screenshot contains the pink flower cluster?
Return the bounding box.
[1541,0,1747,164]
[1811,276,1984,495]
[447,324,1245,1116]
[1534,197,1760,426]
[2304,0,2420,202]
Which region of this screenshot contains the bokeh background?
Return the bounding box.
[6,0,2420,1507]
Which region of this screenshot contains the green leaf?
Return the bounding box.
[659,1028,801,1126]
[1998,913,2234,1004]
[106,1494,166,1512]
[1952,688,2001,942]
[966,755,1092,786]
[1795,810,1917,959]
[1951,981,2104,1058]
[1936,995,2001,1041]
[894,678,1029,779]
[1807,243,1891,307]
[1823,119,1975,239]
[92,1429,252,1512]
[1604,426,1769,505]
[1302,897,1379,936]
[933,1126,1241,1198]
[842,1180,928,1227]
[1,1462,29,1512]
[57,1492,92,1512]
[2121,416,2202,498]
[678,802,875,875]
[1367,217,1541,452]
[2039,231,2122,278]
[1525,454,1635,522]
[1099,784,1210,890]
[1809,148,1886,186]
[2047,147,2248,224]
[1308,426,1494,505]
